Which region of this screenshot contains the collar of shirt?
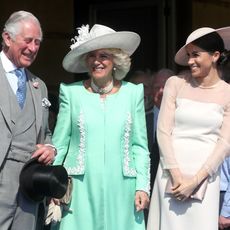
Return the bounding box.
[0,51,26,94]
[0,51,25,74]
[0,51,16,73]
[153,105,159,116]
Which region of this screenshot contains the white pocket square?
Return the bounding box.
[42,98,51,108]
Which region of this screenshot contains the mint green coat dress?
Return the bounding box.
[51,81,150,230]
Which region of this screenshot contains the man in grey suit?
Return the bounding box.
[0,11,56,230]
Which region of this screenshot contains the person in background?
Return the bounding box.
[48,93,59,133]
[219,62,230,230]
[147,26,230,230]
[150,68,174,191]
[128,69,154,112]
[128,69,154,152]
[219,156,230,230]
[51,24,150,230]
[0,10,56,230]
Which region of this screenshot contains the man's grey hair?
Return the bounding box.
[2,10,43,44]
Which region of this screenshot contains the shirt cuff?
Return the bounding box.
[44,144,57,156]
[221,205,230,218]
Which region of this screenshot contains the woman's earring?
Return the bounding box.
[113,67,116,71]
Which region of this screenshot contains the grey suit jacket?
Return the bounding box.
[0,60,52,168]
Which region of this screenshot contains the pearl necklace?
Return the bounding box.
[91,79,114,95]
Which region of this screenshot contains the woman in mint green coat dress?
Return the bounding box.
[51,24,150,230]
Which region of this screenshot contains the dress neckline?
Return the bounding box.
[81,80,123,97]
[191,77,223,89]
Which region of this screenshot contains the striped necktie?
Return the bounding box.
[15,68,27,109]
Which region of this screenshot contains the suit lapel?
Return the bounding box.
[0,60,13,131]
[0,61,43,136]
[26,70,42,136]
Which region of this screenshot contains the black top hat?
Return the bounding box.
[19,157,68,202]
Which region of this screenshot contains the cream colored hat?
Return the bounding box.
[175,26,230,66]
[63,24,141,74]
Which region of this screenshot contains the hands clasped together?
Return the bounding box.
[170,174,198,201]
[169,168,209,202]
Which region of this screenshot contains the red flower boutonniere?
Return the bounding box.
[33,82,39,88]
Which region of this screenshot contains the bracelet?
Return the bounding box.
[45,144,57,156]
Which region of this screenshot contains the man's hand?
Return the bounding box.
[32,144,56,164]
[219,215,230,229]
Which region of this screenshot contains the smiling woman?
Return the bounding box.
[147,26,230,230]
[50,24,150,230]
[85,49,114,89]
[83,48,131,96]
[186,43,220,83]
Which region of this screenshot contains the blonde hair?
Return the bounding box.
[107,48,131,80]
[81,48,131,80]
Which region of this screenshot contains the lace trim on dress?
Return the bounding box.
[67,111,86,174]
[123,112,137,176]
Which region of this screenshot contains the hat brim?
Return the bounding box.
[19,157,44,202]
[19,157,68,202]
[62,31,140,73]
[175,26,230,66]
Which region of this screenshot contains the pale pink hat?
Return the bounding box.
[175,26,230,66]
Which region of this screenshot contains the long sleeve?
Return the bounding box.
[220,157,230,191]
[202,101,230,176]
[52,83,72,165]
[156,76,181,169]
[221,157,230,217]
[221,188,230,217]
[132,84,150,194]
[157,75,230,177]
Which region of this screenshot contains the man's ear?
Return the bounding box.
[2,31,12,47]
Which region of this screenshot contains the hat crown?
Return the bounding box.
[90,24,115,37]
[186,27,215,45]
[70,24,116,50]
[175,26,230,66]
[64,23,140,76]
[19,158,68,202]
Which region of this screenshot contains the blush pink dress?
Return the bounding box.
[147,74,230,230]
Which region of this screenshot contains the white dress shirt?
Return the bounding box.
[0,51,26,94]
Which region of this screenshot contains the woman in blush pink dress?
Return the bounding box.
[147,26,230,230]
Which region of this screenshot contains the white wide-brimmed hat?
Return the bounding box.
[62,24,141,74]
[175,26,230,66]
